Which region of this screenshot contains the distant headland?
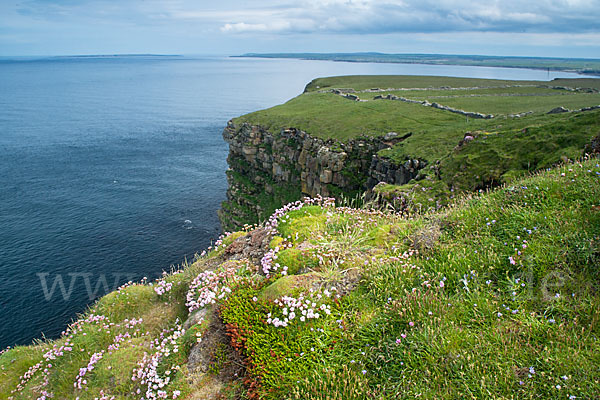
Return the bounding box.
[235,52,600,77]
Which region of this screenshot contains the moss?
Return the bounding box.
[272,248,306,275]
[276,206,328,242]
[270,236,285,249]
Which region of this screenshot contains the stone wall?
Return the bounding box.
[373,94,494,119]
[219,121,426,230]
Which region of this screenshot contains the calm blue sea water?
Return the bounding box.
[0,55,585,348]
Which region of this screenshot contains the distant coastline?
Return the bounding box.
[0,54,183,62]
[235,52,600,77]
[54,54,182,58]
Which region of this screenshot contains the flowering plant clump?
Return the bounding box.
[185,266,240,313]
[261,240,295,277]
[265,196,335,234]
[266,288,336,328]
[153,270,184,296]
[131,321,186,400]
[212,231,233,251]
[197,230,238,257]
[12,314,113,396]
[260,247,286,277]
[75,350,104,390]
[75,318,144,390]
[94,390,116,400]
[154,279,173,296]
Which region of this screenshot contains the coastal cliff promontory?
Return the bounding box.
[219,121,424,230]
[219,75,600,230]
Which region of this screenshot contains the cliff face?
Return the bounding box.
[219,121,425,230]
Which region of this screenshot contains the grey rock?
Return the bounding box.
[183,307,210,330]
[384,132,399,141]
[242,146,257,156]
[320,169,333,184]
[547,106,569,114]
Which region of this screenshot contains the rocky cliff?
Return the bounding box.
[219,121,426,230]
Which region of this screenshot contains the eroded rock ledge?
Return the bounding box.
[219,121,425,230]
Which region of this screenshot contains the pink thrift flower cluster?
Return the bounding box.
[13,360,44,395]
[185,266,239,313]
[75,350,104,390]
[153,271,183,296]
[13,314,110,396]
[267,288,335,328]
[154,279,173,296]
[131,322,185,400]
[75,318,144,390]
[260,247,279,276]
[261,246,293,277]
[93,390,116,400]
[200,231,234,257]
[212,231,232,250]
[36,337,74,399]
[265,196,335,234]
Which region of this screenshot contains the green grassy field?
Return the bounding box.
[234,75,599,210]
[235,92,468,142]
[236,76,600,144]
[2,158,599,399]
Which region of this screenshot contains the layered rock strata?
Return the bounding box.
[219,121,425,230]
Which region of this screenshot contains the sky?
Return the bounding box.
[1,0,599,58]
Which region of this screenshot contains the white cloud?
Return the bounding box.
[222,22,270,33]
[3,0,600,56]
[216,0,600,35]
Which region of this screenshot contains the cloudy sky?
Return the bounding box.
[1,0,599,57]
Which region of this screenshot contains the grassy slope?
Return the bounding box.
[2,159,599,399]
[235,75,599,212]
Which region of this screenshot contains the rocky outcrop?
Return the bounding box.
[584,134,600,155]
[366,157,423,189]
[219,121,425,230]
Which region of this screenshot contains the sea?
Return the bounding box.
[0,55,586,349]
